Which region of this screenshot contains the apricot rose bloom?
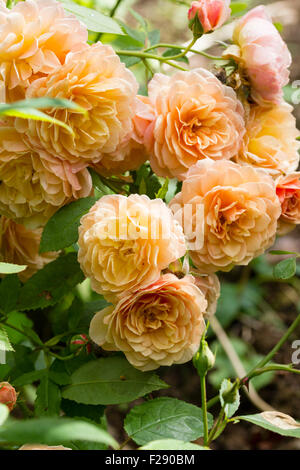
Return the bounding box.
[145,69,245,180]
[0,126,92,228]
[188,0,231,35]
[18,43,138,164]
[234,103,300,175]
[228,6,291,106]
[92,95,154,176]
[78,194,186,301]
[170,160,281,273]
[0,382,17,411]
[276,173,300,235]
[0,216,58,281]
[89,274,207,371]
[0,0,87,100]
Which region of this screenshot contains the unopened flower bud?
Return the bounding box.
[193,336,215,376]
[188,0,231,37]
[70,334,91,355]
[0,382,17,411]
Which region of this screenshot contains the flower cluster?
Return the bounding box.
[1,0,299,372]
[80,3,300,370]
[0,0,145,230]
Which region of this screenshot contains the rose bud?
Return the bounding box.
[70,334,92,355]
[0,382,17,411]
[188,0,231,37]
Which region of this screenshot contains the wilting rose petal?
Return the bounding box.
[78,194,186,302]
[89,274,207,371]
[145,68,245,180]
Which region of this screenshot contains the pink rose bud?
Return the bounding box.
[188,0,231,37]
[70,334,92,355]
[0,382,17,412]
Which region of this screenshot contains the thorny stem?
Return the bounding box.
[207,408,225,444]
[207,313,300,411]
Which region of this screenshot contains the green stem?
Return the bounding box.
[248,364,300,380]
[144,43,224,60]
[110,0,123,18]
[200,374,209,446]
[207,394,220,410]
[246,313,300,378]
[115,49,188,71]
[6,0,13,8]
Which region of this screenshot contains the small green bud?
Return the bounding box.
[193,336,215,377]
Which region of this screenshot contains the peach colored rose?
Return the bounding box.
[145,68,245,180]
[0,216,58,281]
[16,43,138,165]
[276,173,300,235]
[234,103,300,175]
[0,382,17,411]
[0,126,92,228]
[228,6,291,106]
[89,274,207,371]
[0,0,87,100]
[170,160,281,273]
[188,0,231,35]
[19,444,71,450]
[92,95,154,176]
[78,194,186,301]
[192,272,220,317]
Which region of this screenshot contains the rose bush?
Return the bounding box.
[0,0,299,453]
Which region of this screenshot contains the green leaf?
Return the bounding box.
[40,197,97,252]
[62,356,168,405]
[230,2,248,15]
[237,412,300,438]
[18,253,84,311]
[0,404,9,426]
[60,1,124,35]
[0,107,75,135]
[0,417,118,448]
[273,257,297,280]
[139,439,208,450]
[163,48,189,64]
[0,262,27,275]
[0,275,21,314]
[156,178,169,200]
[88,169,114,196]
[0,98,83,112]
[13,369,45,387]
[0,327,14,352]
[219,379,240,418]
[35,373,61,417]
[124,397,213,445]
